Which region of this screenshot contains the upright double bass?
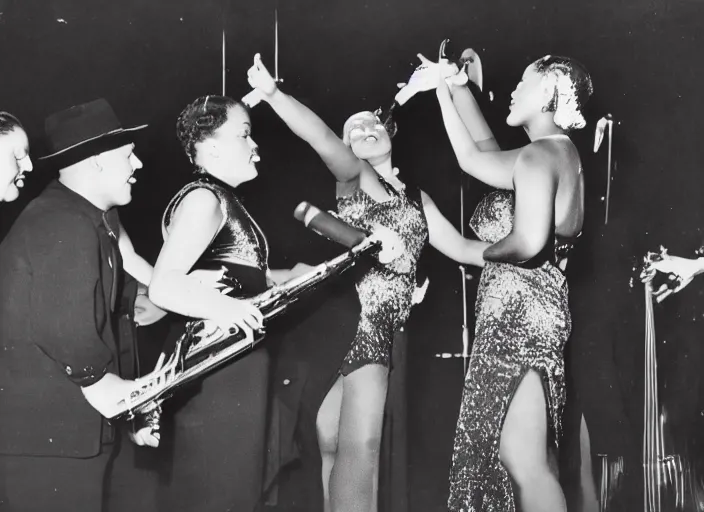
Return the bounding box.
[640,250,704,512]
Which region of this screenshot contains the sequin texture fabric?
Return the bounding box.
[448,190,572,512]
[336,180,428,375]
[162,176,269,272]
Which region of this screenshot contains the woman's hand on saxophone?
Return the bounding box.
[368,225,404,264]
[268,263,317,286]
[210,297,264,341]
[288,262,316,280]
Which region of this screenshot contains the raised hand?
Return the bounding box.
[242,53,279,108]
[246,53,278,96]
[395,40,469,106]
[395,53,444,106]
[459,48,483,91]
[437,39,470,87]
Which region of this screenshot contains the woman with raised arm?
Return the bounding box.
[247,54,490,512]
[0,112,33,203]
[147,95,308,512]
[416,55,593,512]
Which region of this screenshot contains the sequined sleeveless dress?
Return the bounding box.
[448,189,574,512]
[157,174,270,512]
[336,176,428,375]
[162,174,269,284]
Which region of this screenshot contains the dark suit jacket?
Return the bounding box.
[0,180,133,458]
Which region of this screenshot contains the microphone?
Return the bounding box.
[294,202,367,248]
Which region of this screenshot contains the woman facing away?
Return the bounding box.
[147,95,309,512]
[246,54,494,512]
[413,53,593,512]
[0,112,33,203]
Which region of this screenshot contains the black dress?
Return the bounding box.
[156,175,271,512]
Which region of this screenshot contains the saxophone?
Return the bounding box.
[110,203,382,424]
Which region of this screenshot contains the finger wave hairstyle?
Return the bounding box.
[176,95,244,165]
[534,55,593,131]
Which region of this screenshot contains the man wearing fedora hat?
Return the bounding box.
[0,98,164,511]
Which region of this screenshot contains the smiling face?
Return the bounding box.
[506,64,553,128]
[0,127,33,202]
[343,112,392,162]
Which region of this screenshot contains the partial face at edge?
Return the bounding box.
[0,128,33,202]
[343,112,392,162]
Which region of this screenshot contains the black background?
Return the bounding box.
[2,0,704,509]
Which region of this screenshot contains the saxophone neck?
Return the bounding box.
[252,237,380,312]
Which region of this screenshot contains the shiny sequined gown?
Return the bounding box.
[262,174,428,511]
[156,174,270,512]
[336,176,428,375]
[448,190,573,512]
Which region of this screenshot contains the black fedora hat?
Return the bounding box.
[39,98,147,165]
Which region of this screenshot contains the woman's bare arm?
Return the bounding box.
[436,80,520,189]
[247,54,365,183]
[422,191,490,267]
[148,189,262,330]
[449,84,500,152]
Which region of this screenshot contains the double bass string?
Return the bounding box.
[644,282,662,511]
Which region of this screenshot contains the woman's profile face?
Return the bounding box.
[0,127,33,202]
[344,112,392,162]
[209,105,260,186]
[506,64,552,128]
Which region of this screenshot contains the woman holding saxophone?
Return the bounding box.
[147,94,308,512]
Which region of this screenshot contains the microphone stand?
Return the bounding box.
[460,172,470,375]
[594,114,615,225]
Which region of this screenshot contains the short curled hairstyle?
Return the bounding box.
[176,95,245,164]
[534,55,593,131]
[0,112,24,136]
